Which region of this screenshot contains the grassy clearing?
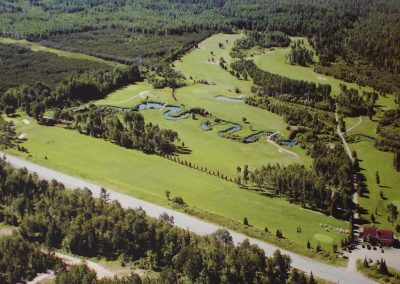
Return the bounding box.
[0,37,117,66]
[349,141,400,233]
[5,115,347,258]
[175,33,251,90]
[251,37,374,97]
[345,116,377,138]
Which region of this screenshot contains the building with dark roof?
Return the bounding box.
[361,226,394,246]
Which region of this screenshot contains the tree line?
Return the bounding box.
[287,40,313,67]
[233,31,291,50]
[244,142,354,219]
[376,109,400,153]
[0,43,110,92]
[336,84,377,117]
[231,59,334,111]
[0,64,142,117]
[58,106,180,156]
[1,0,399,91]
[0,160,317,284]
[245,96,336,135]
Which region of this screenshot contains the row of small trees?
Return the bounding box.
[164,154,235,183]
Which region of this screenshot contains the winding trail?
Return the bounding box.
[54,252,115,279]
[335,111,361,267]
[0,152,375,284]
[266,139,298,157]
[346,116,363,133]
[335,112,353,161]
[265,131,298,157]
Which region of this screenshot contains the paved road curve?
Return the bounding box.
[0,152,375,284]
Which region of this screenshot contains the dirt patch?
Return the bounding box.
[17,133,27,140]
[0,227,14,236]
[317,76,327,81]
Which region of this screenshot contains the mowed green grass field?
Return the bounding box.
[251,37,373,97]
[6,115,347,250]
[95,33,311,176]
[350,141,400,232]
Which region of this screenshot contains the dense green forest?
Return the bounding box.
[40,30,211,63]
[287,41,314,67]
[1,0,399,89]
[376,109,400,152]
[64,106,180,155]
[0,160,317,283]
[0,43,111,92]
[0,235,62,283]
[232,59,334,111]
[0,65,142,116]
[233,31,290,50]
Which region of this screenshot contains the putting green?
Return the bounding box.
[314,234,333,243]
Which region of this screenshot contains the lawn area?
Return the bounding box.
[251,37,373,97]
[0,37,117,66]
[345,116,377,138]
[94,33,311,176]
[5,115,347,255]
[349,141,400,234]
[96,81,175,107]
[174,33,252,92]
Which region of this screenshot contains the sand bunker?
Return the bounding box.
[17,133,27,140]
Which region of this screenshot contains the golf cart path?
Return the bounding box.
[335,112,353,161]
[265,131,298,157]
[0,152,375,284]
[266,139,298,157]
[346,116,363,133]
